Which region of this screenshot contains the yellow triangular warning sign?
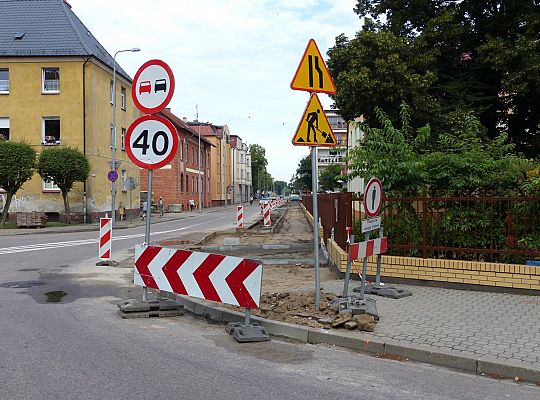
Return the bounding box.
[290,39,336,95]
[292,93,337,147]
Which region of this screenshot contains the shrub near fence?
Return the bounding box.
[353,191,540,264]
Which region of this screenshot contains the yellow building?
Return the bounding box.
[188,122,232,206]
[0,0,140,222]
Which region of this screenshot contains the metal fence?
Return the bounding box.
[304,191,540,264]
[302,192,352,250]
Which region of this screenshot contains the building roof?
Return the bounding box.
[0,0,131,80]
[160,109,213,147]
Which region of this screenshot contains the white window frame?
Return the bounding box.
[110,80,114,104]
[42,68,60,94]
[42,179,60,193]
[42,117,60,145]
[121,169,127,192]
[121,127,126,151]
[0,117,9,141]
[120,86,126,110]
[0,69,9,94]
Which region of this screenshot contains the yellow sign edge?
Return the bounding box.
[290,38,336,95]
[292,93,337,147]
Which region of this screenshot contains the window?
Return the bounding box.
[110,80,114,104]
[179,139,183,160]
[43,179,60,192]
[42,117,60,145]
[120,87,126,109]
[0,69,9,93]
[110,125,114,148]
[0,118,9,141]
[121,169,127,191]
[186,143,189,162]
[121,128,126,151]
[180,173,184,192]
[42,68,59,93]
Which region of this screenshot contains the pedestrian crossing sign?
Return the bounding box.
[290,39,336,95]
[292,93,337,147]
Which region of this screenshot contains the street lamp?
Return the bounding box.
[111,47,140,226]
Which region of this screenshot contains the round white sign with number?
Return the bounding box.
[125,115,178,170]
[131,59,175,114]
[364,177,384,218]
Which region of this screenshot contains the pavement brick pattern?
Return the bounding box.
[323,280,540,368]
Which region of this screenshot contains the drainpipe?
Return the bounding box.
[82,56,90,224]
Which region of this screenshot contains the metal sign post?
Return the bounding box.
[311,146,320,309]
[142,169,153,302]
[290,39,337,311]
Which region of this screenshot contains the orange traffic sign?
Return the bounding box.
[292,93,337,147]
[290,39,336,94]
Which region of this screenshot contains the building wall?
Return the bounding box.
[0,56,141,221]
[140,124,211,211]
[84,60,140,217]
[0,57,84,214]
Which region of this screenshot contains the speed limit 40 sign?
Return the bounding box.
[125,115,178,170]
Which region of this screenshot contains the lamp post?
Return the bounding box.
[111,47,140,226]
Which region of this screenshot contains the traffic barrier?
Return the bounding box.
[133,244,263,308]
[263,202,271,227]
[98,217,112,260]
[349,237,387,261]
[237,205,244,228]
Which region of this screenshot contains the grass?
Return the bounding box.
[0,222,18,229]
[0,221,80,229]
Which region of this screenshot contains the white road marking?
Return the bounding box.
[0,217,225,256]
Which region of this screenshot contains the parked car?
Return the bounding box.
[290,194,301,202]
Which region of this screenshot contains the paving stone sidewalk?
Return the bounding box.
[322,278,540,369]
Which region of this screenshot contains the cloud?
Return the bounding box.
[68,0,360,181]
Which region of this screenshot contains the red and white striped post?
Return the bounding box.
[98,217,112,260]
[237,205,244,228]
[263,202,271,227]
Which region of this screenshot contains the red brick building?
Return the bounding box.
[140,108,213,211]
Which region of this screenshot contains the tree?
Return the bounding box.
[274,180,287,195]
[329,1,540,157]
[0,141,36,226]
[249,144,269,194]
[319,164,344,192]
[37,147,90,224]
[290,155,312,192]
[348,102,532,193]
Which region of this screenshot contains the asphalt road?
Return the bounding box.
[0,204,537,399]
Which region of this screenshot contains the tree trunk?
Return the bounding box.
[0,192,13,226]
[62,190,71,224]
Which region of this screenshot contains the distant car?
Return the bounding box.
[154,79,167,93]
[259,197,269,205]
[139,80,151,94]
[290,194,301,202]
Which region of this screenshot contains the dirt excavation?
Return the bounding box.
[199,203,378,332]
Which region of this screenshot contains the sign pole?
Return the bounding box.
[143,169,153,302]
[376,226,384,286]
[342,234,355,297]
[358,231,370,300]
[311,146,320,310]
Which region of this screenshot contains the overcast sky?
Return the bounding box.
[68,0,361,182]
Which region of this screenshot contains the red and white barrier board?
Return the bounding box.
[263,203,271,227]
[349,237,387,261]
[134,244,263,308]
[237,205,244,228]
[99,217,112,260]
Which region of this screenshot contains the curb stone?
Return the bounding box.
[174,296,540,383]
